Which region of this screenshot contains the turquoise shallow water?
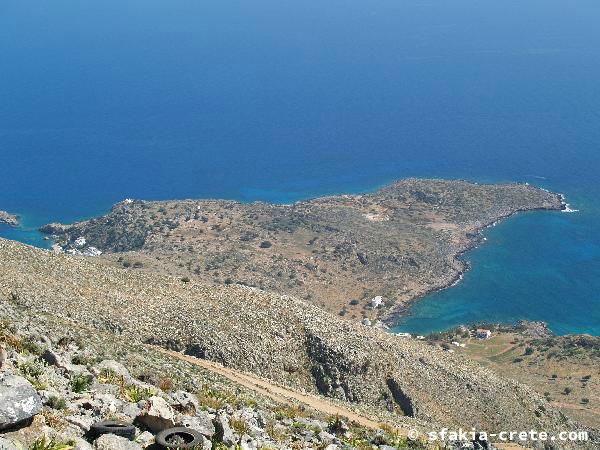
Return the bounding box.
[392,203,600,336]
[1,0,600,335]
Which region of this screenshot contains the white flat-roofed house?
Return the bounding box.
[476,329,492,340]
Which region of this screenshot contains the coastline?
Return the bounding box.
[382,196,570,327]
[38,178,567,330]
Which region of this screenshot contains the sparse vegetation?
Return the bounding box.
[97,367,123,385]
[230,417,251,436]
[47,395,67,410]
[29,437,75,450]
[197,386,236,410]
[122,384,157,402]
[18,360,47,389]
[273,405,307,421]
[69,374,92,393]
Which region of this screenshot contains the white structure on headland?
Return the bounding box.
[476,329,492,340]
[370,296,384,308]
[396,332,412,339]
[83,247,103,257]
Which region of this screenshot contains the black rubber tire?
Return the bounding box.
[89,421,136,440]
[155,427,204,448]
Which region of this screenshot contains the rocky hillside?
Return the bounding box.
[0,238,595,449]
[0,300,436,450]
[40,179,564,319]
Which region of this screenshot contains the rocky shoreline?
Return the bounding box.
[0,210,18,227]
[382,198,569,325]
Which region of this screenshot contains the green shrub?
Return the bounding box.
[97,367,123,386]
[69,374,92,393]
[18,360,48,389]
[122,384,157,403]
[18,360,46,379]
[47,395,67,410]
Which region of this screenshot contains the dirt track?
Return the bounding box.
[156,348,528,450]
[156,347,384,430]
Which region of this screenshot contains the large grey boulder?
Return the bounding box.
[0,374,42,431]
[94,434,142,450]
[177,411,215,437]
[134,396,175,433]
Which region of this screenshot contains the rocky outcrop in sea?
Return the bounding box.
[0,211,18,227]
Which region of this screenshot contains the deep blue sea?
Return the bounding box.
[1,0,599,335]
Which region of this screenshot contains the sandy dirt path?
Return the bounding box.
[155,347,384,430]
[156,347,528,449]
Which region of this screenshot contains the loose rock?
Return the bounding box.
[0,374,42,431]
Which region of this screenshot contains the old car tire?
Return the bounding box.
[89,421,136,440]
[156,427,204,448]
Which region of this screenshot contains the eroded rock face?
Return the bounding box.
[0,374,42,431]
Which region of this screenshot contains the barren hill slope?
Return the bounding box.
[0,238,594,449]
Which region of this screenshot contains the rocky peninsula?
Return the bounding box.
[0,210,18,227]
[40,179,565,322]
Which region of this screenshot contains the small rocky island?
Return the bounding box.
[41,179,565,321]
[0,210,18,227]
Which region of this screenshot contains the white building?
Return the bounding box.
[370,296,384,308]
[396,332,412,339]
[74,237,86,248]
[476,329,492,340]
